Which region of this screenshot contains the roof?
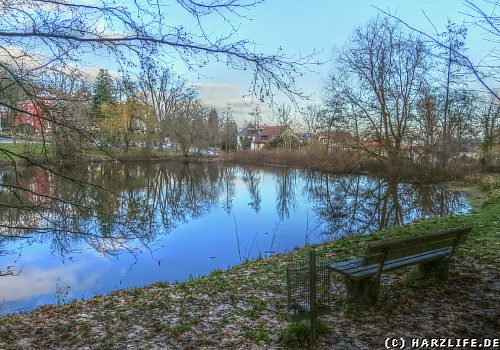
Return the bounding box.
[237,123,260,137]
[359,139,382,149]
[255,125,287,144]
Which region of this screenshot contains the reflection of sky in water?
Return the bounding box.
[0,164,470,315]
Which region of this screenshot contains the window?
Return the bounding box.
[261,135,269,140]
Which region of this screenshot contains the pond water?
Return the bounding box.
[0,161,470,315]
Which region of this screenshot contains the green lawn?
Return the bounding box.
[0,143,184,161]
[85,146,184,159]
[0,142,53,160]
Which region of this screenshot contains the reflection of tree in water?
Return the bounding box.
[219,166,236,213]
[303,172,469,240]
[0,162,234,261]
[275,168,298,220]
[0,163,470,276]
[242,168,262,213]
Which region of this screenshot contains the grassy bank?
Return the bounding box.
[0,143,184,164]
[0,176,498,349]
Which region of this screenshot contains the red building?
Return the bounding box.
[15,99,53,133]
[18,169,56,205]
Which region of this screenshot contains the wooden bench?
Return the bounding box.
[328,227,471,306]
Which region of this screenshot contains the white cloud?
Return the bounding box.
[192,80,275,124]
[190,82,241,90]
[0,45,46,72]
[0,264,101,302]
[79,66,120,83]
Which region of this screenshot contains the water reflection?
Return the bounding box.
[276,169,297,220]
[302,172,467,240]
[0,162,470,314]
[242,169,262,213]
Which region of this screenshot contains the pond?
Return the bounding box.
[0,161,470,315]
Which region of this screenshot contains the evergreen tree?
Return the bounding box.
[92,69,115,117]
[220,106,237,151]
[207,108,220,147]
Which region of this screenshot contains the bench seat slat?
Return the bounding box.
[329,248,451,280]
[351,248,451,279]
[330,248,450,274]
[329,258,363,270]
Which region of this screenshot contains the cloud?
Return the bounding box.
[0,46,119,84]
[190,82,241,90]
[79,66,120,83]
[0,264,101,302]
[0,45,46,72]
[192,80,274,124]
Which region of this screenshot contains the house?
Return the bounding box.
[314,131,356,153]
[14,99,53,133]
[237,124,297,150]
[255,125,287,149]
[237,123,261,150]
[294,131,312,145]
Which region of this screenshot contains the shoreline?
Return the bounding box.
[1,149,482,185]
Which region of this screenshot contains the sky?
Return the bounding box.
[86,0,497,125]
[179,0,496,125]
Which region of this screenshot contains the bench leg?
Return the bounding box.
[345,276,379,306]
[418,259,450,281]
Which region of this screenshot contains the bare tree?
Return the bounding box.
[168,87,203,156]
[439,22,469,155]
[327,18,427,164]
[249,104,262,127]
[415,87,440,163]
[463,0,500,85]
[0,0,312,111]
[273,103,294,127]
[137,60,186,149]
[479,95,499,153]
[375,3,499,100]
[301,104,323,134]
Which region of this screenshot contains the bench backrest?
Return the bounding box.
[362,227,471,266]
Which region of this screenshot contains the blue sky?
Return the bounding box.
[177,0,495,124]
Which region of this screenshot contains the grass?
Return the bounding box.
[280,318,329,347]
[79,322,91,338]
[0,142,184,161]
[0,142,53,160]
[169,318,194,337]
[244,322,272,343]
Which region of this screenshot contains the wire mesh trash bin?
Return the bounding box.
[286,250,332,342]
